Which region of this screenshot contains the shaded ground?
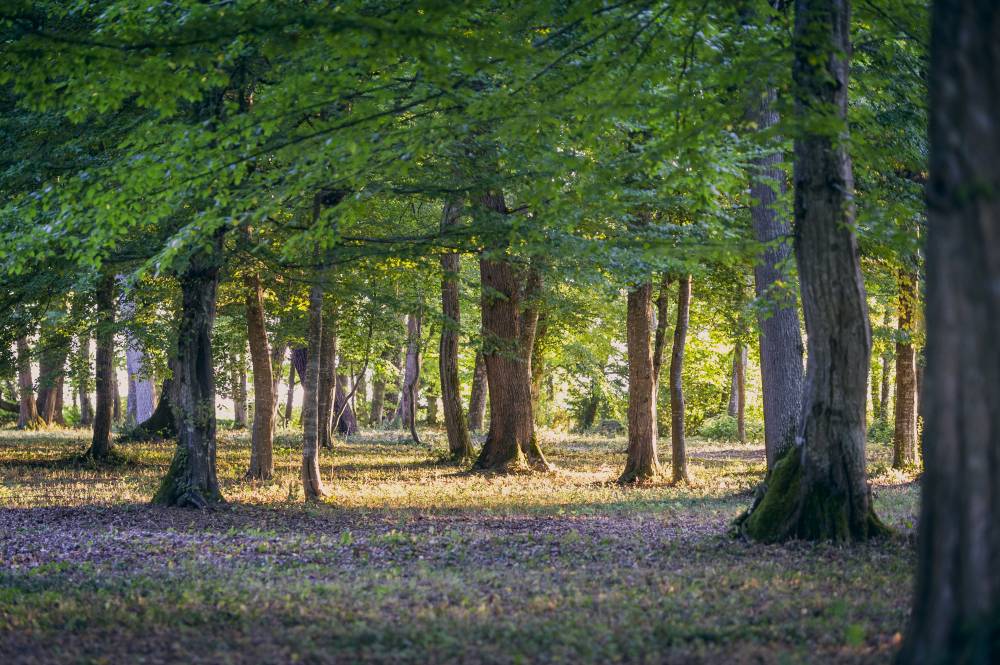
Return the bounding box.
[0,428,919,664]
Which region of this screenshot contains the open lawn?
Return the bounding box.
[1,429,919,664]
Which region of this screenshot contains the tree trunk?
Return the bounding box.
[619,282,662,483]
[670,276,691,483]
[111,369,122,425]
[317,308,337,449]
[383,346,403,427]
[16,337,42,429]
[652,274,672,384]
[735,341,747,444]
[119,277,156,425]
[879,309,893,422]
[439,200,474,460]
[743,0,885,542]
[892,269,919,468]
[153,244,224,508]
[749,87,806,468]
[300,283,328,501]
[128,377,176,440]
[333,366,359,435]
[395,313,422,429]
[727,352,740,418]
[369,371,386,427]
[467,350,488,431]
[78,335,93,428]
[899,3,1000,659]
[285,360,296,426]
[473,192,548,472]
[36,329,69,426]
[232,364,248,429]
[353,368,367,419]
[518,267,550,468]
[87,273,115,460]
[269,342,285,435]
[530,314,548,420]
[245,273,274,481]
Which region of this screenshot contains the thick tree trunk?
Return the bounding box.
[749,86,806,469]
[467,350,488,431]
[87,274,115,460]
[892,269,919,468]
[245,273,274,481]
[439,201,474,460]
[300,283,328,501]
[670,276,691,483]
[16,337,42,430]
[317,308,337,448]
[128,378,175,440]
[232,365,248,429]
[619,282,662,483]
[473,192,548,472]
[743,0,885,542]
[395,313,422,429]
[735,341,747,444]
[899,3,1000,660]
[153,245,224,508]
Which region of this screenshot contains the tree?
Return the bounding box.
[892,268,918,468]
[245,272,274,481]
[16,337,41,430]
[438,201,474,461]
[742,0,886,542]
[898,1,1000,660]
[467,350,488,431]
[618,281,662,483]
[670,275,692,484]
[395,312,422,431]
[87,273,115,460]
[301,280,328,501]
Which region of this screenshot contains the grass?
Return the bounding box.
[0,427,918,664]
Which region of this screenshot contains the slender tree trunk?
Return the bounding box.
[670,276,692,483]
[530,314,548,420]
[333,364,358,435]
[652,275,672,384]
[727,352,740,418]
[439,201,474,460]
[892,269,919,468]
[749,86,806,469]
[285,361,296,426]
[301,283,328,501]
[870,349,882,422]
[354,369,367,419]
[153,243,224,508]
[395,313,422,429]
[16,337,42,429]
[369,370,386,427]
[87,273,115,460]
[119,277,156,425]
[317,308,337,449]
[518,266,550,468]
[245,273,274,480]
[383,346,403,427]
[735,341,747,444]
[619,282,662,483]
[111,369,122,425]
[77,335,94,428]
[900,3,1000,659]
[743,0,885,542]
[232,364,248,429]
[269,342,285,434]
[879,309,894,423]
[467,350,488,431]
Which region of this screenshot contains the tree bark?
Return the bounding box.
[119,277,156,425]
[317,307,337,448]
[284,359,296,426]
[749,86,806,469]
[467,350,488,431]
[112,369,122,425]
[743,0,885,542]
[87,273,115,460]
[77,335,93,428]
[232,364,248,429]
[879,311,893,423]
[439,201,474,461]
[736,341,747,444]
[899,3,1000,660]
[517,266,550,468]
[269,342,285,434]
[333,365,358,435]
[670,276,691,483]
[300,283,328,501]
[245,272,274,481]
[530,314,548,419]
[369,362,386,427]
[473,191,546,472]
[619,282,662,483]
[153,243,224,508]
[395,313,422,429]
[16,337,42,429]
[892,269,918,468]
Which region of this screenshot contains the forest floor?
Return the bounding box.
[0,427,919,664]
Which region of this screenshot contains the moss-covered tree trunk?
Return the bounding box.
[467,350,488,431]
[892,268,918,468]
[898,2,1000,660]
[619,282,662,484]
[87,273,115,460]
[670,275,691,483]
[743,0,885,542]
[245,273,274,481]
[439,201,474,461]
[749,86,805,469]
[153,245,223,508]
[301,283,328,501]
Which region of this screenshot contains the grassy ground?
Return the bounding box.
[0,427,919,664]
